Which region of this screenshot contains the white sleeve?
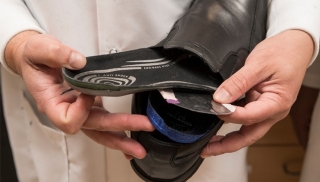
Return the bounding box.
[0,0,45,74]
[267,0,320,64]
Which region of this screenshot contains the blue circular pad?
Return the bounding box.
[146,91,219,143]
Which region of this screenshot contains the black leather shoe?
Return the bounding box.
[130,91,223,182]
[63,0,268,181]
[62,0,267,97]
[128,0,267,181]
[160,0,267,80]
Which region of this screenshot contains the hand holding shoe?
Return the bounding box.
[4,31,155,159]
[201,30,315,157]
[81,96,155,160]
[5,30,94,134]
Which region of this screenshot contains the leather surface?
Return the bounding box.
[161,0,267,80]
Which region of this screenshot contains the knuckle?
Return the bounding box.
[46,43,69,64]
[204,144,214,154]
[230,73,249,93]
[47,43,61,61]
[58,119,80,135]
[47,43,62,55]
[243,116,259,125]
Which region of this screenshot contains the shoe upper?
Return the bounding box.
[130,1,268,181]
[161,0,268,80]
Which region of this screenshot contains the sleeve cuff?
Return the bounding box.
[267,0,320,65]
[0,0,45,75]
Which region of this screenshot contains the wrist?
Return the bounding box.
[4,30,40,75]
[280,30,314,66]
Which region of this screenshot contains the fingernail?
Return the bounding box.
[214,88,231,103]
[127,153,140,159]
[69,52,85,69]
[200,154,209,159]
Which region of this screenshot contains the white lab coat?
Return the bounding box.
[0,0,320,182]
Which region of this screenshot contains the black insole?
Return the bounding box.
[63,48,223,96]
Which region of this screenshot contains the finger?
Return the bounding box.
[208,135,224,143]
[245,89,261,103]
[201,119,275,157]
[44,92,95,134]
[93,96,103,107]
[123,153,134,160]
[81,129,147,159]
[213,61,269,104]
[232,89,261,107]
[218,92,288,125]
[24,34,86,70]
[82,107,155,132]
[214,30,314,105]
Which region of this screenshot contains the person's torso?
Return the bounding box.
[24,0,193,56]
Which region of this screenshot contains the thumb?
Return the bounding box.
[24,34,86,70]
[213,65,265,104]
